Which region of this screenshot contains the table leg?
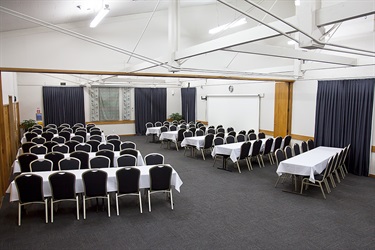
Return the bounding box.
[217,155,232,172]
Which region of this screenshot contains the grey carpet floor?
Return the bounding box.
[1,135,375,250]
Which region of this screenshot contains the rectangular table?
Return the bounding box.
[159,131,178,142]
[276,146,342,183]
[13,150,145,174]
[7,165,183,202]
[181,136,206,150]
[146,127,162,136]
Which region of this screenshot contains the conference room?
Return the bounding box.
[0,0,374,249]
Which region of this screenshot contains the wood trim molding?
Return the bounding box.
[369,174,375,178]
[372,146,375,153]
[291,134,314,141]
[259,129,274,136]
[86,120,135,125]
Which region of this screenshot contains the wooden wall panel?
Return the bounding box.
[0,75,7,196]
[274,82,293,137]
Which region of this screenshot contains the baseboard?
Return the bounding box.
[119,134,136,136]
[291,134,314,141]
[372,146,375,152]
[369,174,375,178]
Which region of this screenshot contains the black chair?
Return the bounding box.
[107,139,122,151]
[144,153,164,165]
[116,168,142,215]
[46,128,58,134]
[247,129,255,135]
[58,157,81,170]
[216,127,225,134]
[90,135,103,142]
[272,136,283,161]
[86,123,96,130]
[58,131,71,142]
[25,132,38,142]
[200,126,206,134]
[70,151,90,169]
[31,137,46,145]
[248,133,257,141]
[18,153,38,173]
[282,135,292,150]
[197,134,214,160]
[274,149,286,188]
[98,143,115,151]
[107,134,120,141]
[86,140,100,152]
[284,146,293,159]
[90,130,102,136]
[120,141,136,150]
[301,141,308,153]
[51,136,66,144]
[261,137,274,165]
[120,148,138,158]
[215,132,225,138]
[307,139,315,150]
[15,173,48,226]
[182,131,193,156]
[61,128,73,134]
[169,125,177,131]
[74,131,87,142]
[60,123,70,128]
[293,143,301,156]
[238,130,246,135]
[234,141,252,173]
[74,122,84,128]
[49,171,79,222]
[43,141,58,153]
[148,165,173,212]
[96,150,115,167]
[89,156,111,169]
[65,140,80,153]
[174,129,185,151]
[228,131,236,137]
[212,137,225,167]
[158,126,169,148]
[21,142,37,153]
[45,124,57,129]
[41,132,54,142]
[31,128,43,135]
[30,145,48,155]
[71,135,85,143]
[258,132,266,139]
[82,169,110,219]
[117,154,137,167]
[249,140,263,168]
[52,144,69,154]
[45,152,65,171]
[236,134,246,142]
[207,128,216,134]
[227,127,234,133]
[195,129,204,136]
[75,143,92,153]
[154,121,162,127]
[225,135,236,144]
[30,159,53,172]
[90,127,101,132]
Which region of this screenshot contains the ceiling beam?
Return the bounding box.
[316,1,375,27]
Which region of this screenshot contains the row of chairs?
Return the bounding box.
[15,164,174,225]
[28,123,98,133]
[24,128,103,143]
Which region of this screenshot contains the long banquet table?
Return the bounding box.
[276,146,342,183]
[7,165,183,202]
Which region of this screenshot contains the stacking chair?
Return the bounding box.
[236,134,246,142]
[45,151,65,171]
[148,165,173,212]
[117,154,137,167]
[331,149,346,183]
[61,127,73,134]
[144,153,164,165]
[86,140,100,152]
[195,129,204,136]
[249,140,263,168]
[31,128,43,135]
[58,157,81,170]
[71,135,85,143]
[284,146,293,159]
[301,141,308,153]
[90,127,101,132]
[44,141,58,153]
[107,139,122,151]
[174,129,186,151]
[21,142,37,154]
[341,144,351,174]
[271,136,283,162]
[15,173,48,226]
[258,132,266,139]
[200,126,206,134]
[52,144,69,154]
[228,131,236,137]
[33,124,43,130]
[120,148,138,158]
[41,132,54,142]
[51,136,66,144]
[98,143,115,151]
[60,123,70,128]
[247,129,255,135]
[59,131,71,142]
[248,133,257,141]
[282,135,292,150]
[65,140,80,153]
[46,128,58,134]
[274,149,286,188]
[216,127,225,134]
[169,125,177,131]
[107,134,120,141]
[207,128,216,134]
[234,141,252,173]
[120,141,136,150]
[76,128,87,133]
[75,143,92,153]
[90,130,102,136]
[82,169,110,219]
[293,143,301,156]
[307,139,315,150]
[30,145,48,155]
[215,132,225,138]
[75,131,87,142]
[96,150,115,167]
[197,134,214,160]
[225,135,235,144]
[179,124,187,130]
[74,122,84,128]
[116,168,143,215]
[25,132,38,142]
[238,130,246,135]
[89,156,111,169]
[86,123,96,130]
[49,172,79,222]
[182,130,193,156]
[227,127,234,133]
[154,121,162,127]
[31,137,46,145]
[212,137,225,167]
[70,151,90,169]
[261,137,274,165]
[45,124,57,129]
[90,135,103,142]
[18,153,38,173]
[30,159,53,172]
[158,126,169,148]
[57,126,66,132]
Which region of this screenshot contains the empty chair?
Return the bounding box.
[89,156,111,169]
[45,151,65,171]
[117,154,137,167]
[31,128,43,135]
[29,145,48,155]
[51,136,66,144]
[274,149,286,188]
[70,151,90,169]
[261,137,274,165]
[74,131,87,142]
[182,130,193,156]
[228,131,236,137]
[120,148,138,158]
[86,123,96,130]
[41,132,54,142]
[52,144,69,154]
[194,129,203,136]
[57,126,66,132]
[45,124,57,129]
[249,140,263,168]
[61,127,73,134]
[44,141,58,153]
[71,126,81,133]
[144,153,164,165]
[301,141,308,153]
[169,125,177,131]
[148,165,174,212]
[258,132,266,139]
[32,124,43,130]
[74,122,84,127]
[58,157,81,170]
[120,141,136,150]
[236,134,246,142]
[227,127,234,133]
[46,128,58,134]
[58,131,71,142]
[71,135,85,143]
[98,143,114,151]
[75,143,92,153]
[307,139,315,150]
[282,135,292,150]
[60,123,70,128]
[21,142,37,153]
[90,127,101,132]
[76,128,87,133]
[179,124,187,130]
[272,136,283,159]
[25,132,38,142]
[116,168,142,215]
[96,150,115,167]
[18,153,38,173]
[49,171,79,222]
[207,128,216,134]
[15,173,48,226]
[174,129,185,151]
[197,134,214,160]
[30,159,53,172]
[293,143,301,156]
[65,140,80,153]
[284,146,293,159]
[86,140,100,152]
[248,133,257,141]
[31,137,46,145]
[82,169,110,219]
[107,139,122,151]
[217,127,225,134]
[215,132,225,138]
[200,126,206,134]
[212,137,225,167]
[225,135,236,144]
[234,141,252,173]
[238,130,246,135]
[90,130,102,136]
[90,135,103,142]
[154,121,162,127]
[145,122,153,129]
[107,134,120,141]
[159,126,169,148]
[247,129,255,135]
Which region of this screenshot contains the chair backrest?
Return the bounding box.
[251,140,262,156]
[29,145,48,155]
[58,157,81,170]
[227,131,236,137]
[282,135,292,149]
[262,138,274,155]
[179,124,187,129]
[213,137,224,146]
[284,146,293,159]
[46,124,57,129]
[70,151,90,169]
[145,122,153,128]
[44,141,58,153]
[236,134,246,142]
[60,123,70,128]
[89,156,111,169]
[169,125,177,131]
[74,131,87,142]
[31,137,46,145]
[86,140,100,152]
[324,154,337,179]
[52,144,69,154]
[227,127,234,133]
[25,132,38,142]
[51,136,66,144]
[273,136,283,151]
[30,159,53,172]
[46,128,58,134]
[293,143,301,156]
[215,132,225,138]
[207,128,216,134]
[49,172,76,200]
[90,130,102,136]
[65,140,80,153]
[21,142,37,153]
[247,129,255,134]
[238,130,246,135]
[116,168,140,194]
[149,165,172,191]
[58,131,71,142]
[225,135,236,144]
[203,134,214,149]
[307,139,315,150]
[86,123,96,130]
[15,174,44,203]
[107,134,120,141]
[258,132,266,139]
[96,150,115,167]
[98,143,115,151]
[117,154,137,167]
[119,148,138,157]
[90,135,103,142]
[301,141,308,153]
[31,128,43,135]
[183,130,193,138]
[74,123,84,128]
[248,133,257,141]
[144,153,164,165]
[239,141,251,160]
[217,127,225,134]
[120,141,136,150]
[75,143,92,153]
[45,152,65,171]
[195,129,204,136]
[200,126,206,133]
[154,121,162,127]
[18,153,39,172]
[82,170,108,197]
[107,139,122,151]
[275,149,285,165]
[61,127,73,134]
[177,129,186,142]
[41,132,54,142]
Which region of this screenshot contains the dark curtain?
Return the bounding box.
[181,88,196,122]
[135,88,166,135]
[42,87,85,126]
[314,79,374,176]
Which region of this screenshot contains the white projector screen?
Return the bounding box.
[206,94,260,133]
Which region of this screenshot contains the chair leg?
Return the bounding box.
[83,196,86,219]
[51,199,54,223]
[324,179,331,193]
[45,199,48,223]
[201,149,206,160]
[319,182,327,199]
[236,161,242,173]
[334,170,341,183]
[18,203,21,226]
[275,175,282,188]
[76,196,79,220]
[245,158,251,171]
[138,191,143,213]
[148,190,151,212]
[116,193,119,216]
[107,194,110,217]
[170,190,174,210]
[300,179,305,194]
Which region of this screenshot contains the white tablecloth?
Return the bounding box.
[146,127,162,136]
[181,136,206,150]
[21,133,106,144]
[276,146,342,183]
[7,165,183,202]
[13,150,145,174]
[159,131,178,142]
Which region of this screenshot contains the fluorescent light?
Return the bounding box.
[209,18,247,34]
[90,4,110,28]
[287,40,298,45]
[295,0,301,6]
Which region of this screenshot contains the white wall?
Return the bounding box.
[1,72,17,105]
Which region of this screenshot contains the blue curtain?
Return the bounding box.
[42,87,85,126]
[135,88,166,135]
[181,88,196,122]
[314,79,375,176]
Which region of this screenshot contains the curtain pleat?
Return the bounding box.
[314,79,374,176]
[181,88,196,122]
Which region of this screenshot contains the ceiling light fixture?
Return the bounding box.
[90,4,110,28]
[294,0,301,6]
[209,18,247,34]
